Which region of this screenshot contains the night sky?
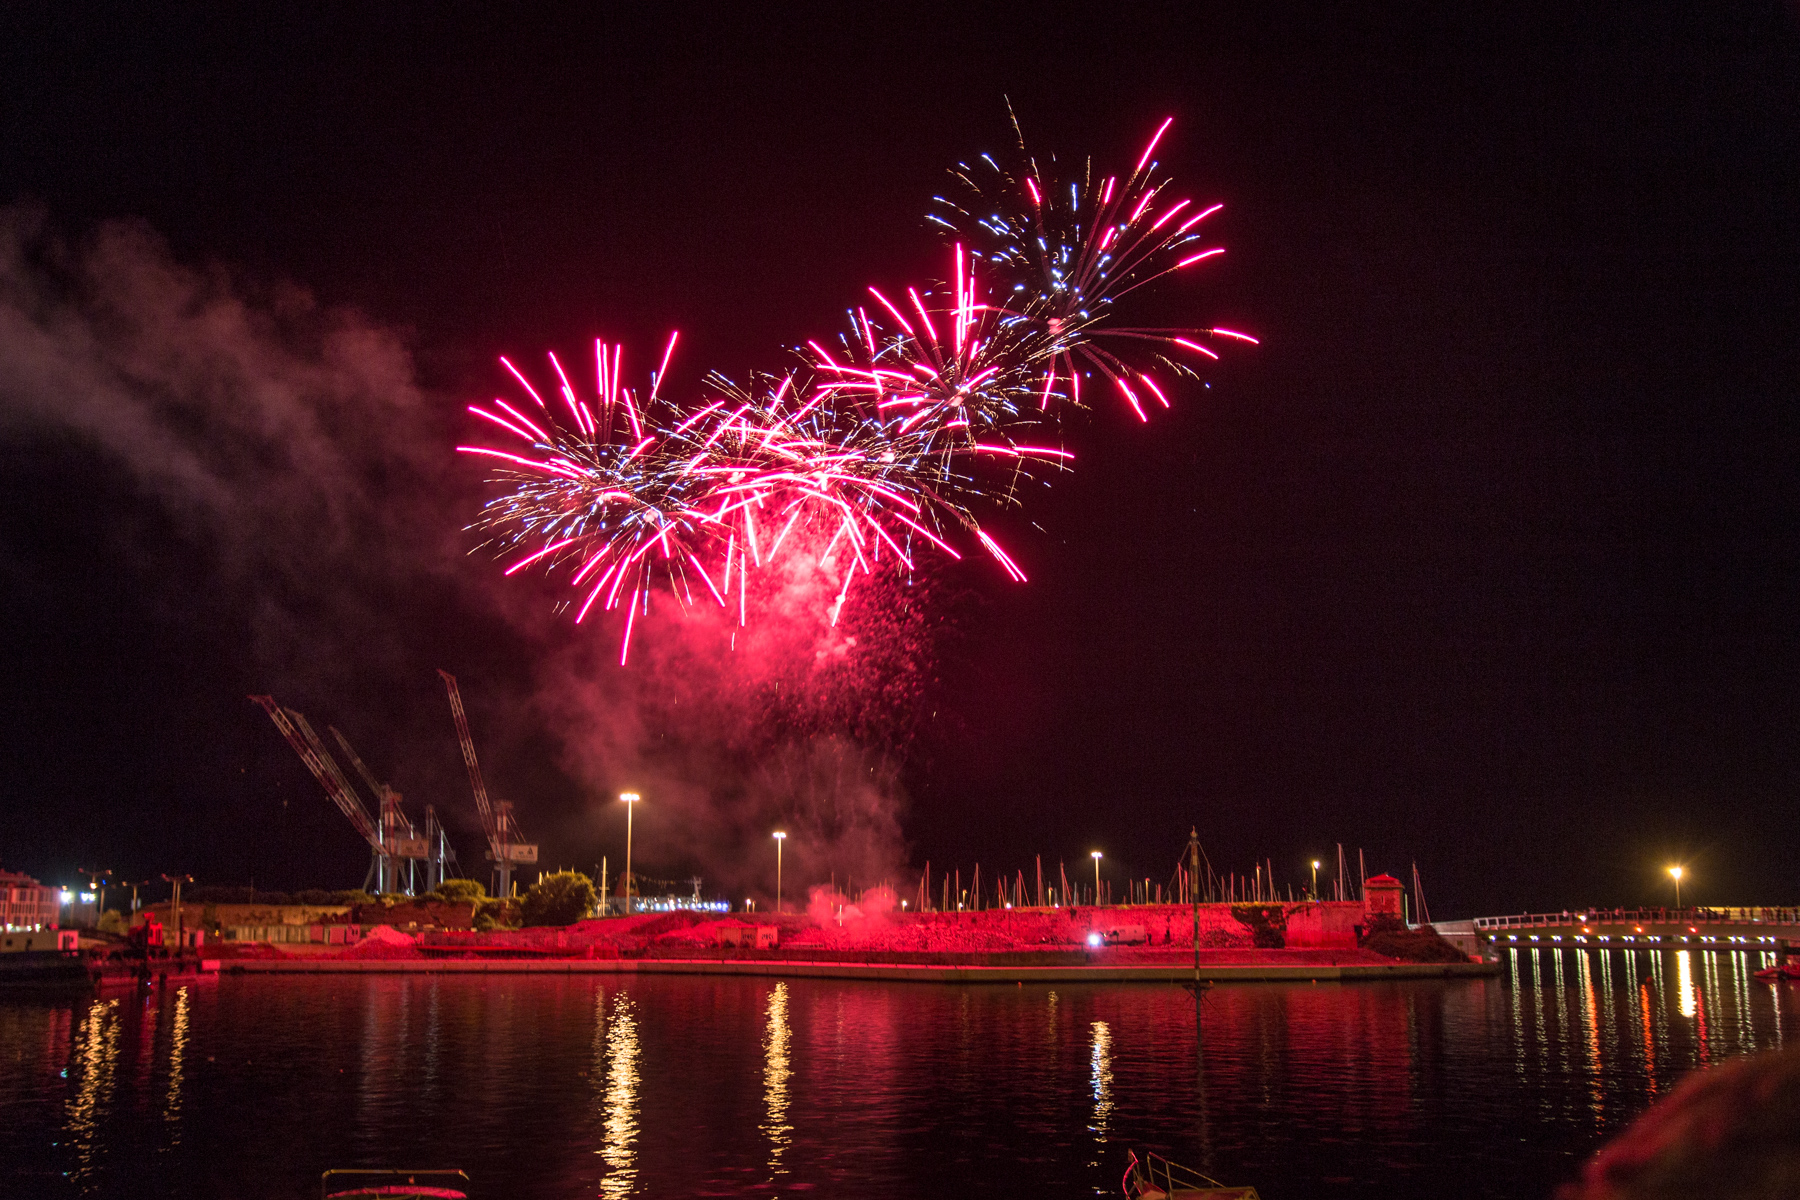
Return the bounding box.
[3,5,1797,917]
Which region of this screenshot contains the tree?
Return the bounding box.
[433,878,486,904]
[521,872,597,927]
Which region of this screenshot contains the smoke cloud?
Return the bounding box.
[805,883,899,939]
[0,205,931,896]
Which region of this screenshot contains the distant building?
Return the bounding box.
[0,868,61,931]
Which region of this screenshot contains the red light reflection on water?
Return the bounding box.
[3,954,1798,1200]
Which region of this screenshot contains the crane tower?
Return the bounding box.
[438,670,536,897]
[250,696,431,894]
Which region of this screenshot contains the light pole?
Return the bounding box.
[160,873,192,950]
[1669,865,1684,909]
[772,831,787,913]
[1311,860,1321,899]
[619,792,640,913]
[1091,851,1103,906]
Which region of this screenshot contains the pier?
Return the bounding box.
[1456,907,1799,958]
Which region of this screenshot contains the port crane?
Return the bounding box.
[250,695,435,895]
[438,670,536,897]
[329,724,456,894]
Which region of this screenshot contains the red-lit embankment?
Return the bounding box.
[213,902,1496,979]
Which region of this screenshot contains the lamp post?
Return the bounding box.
[1091,851,1103,906]
[1669,865,1684,909]
[619,793,640,913]
[160,873,192,950]
[77,868,112,928]
[1311,860,1321,899]
[772,831,787,913]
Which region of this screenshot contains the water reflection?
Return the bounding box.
[164,986,189,1139]
[597,991,640,1199]
[1089,1019,1114,1137]
[1576,953,1601,1116]
[65,998,121,1185]
[11,957,1800,1200]
[761,982,792,1177]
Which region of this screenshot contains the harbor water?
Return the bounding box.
[1,948,1793,1199]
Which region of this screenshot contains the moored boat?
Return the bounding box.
[1123,1150,1260,1199]
[322,1169,471,1199]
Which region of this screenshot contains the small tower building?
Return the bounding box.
[1363,874,1405,921]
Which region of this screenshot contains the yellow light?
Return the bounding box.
[619,792,640,804]
[1090,851,1103,860]
[1669,866,1683,881]
[771,831,786,841]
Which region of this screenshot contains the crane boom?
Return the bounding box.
[250,695,381,848]
[330,725,388,801]
[437,670,500,857]
[290,712,379,837]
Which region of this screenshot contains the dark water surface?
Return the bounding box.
[2,949,1794,1199]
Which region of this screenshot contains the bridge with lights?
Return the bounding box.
[1465,907,1800,959]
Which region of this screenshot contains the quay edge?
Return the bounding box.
[219,957,1499,983]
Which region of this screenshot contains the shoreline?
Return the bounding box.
[219,955,1498,983]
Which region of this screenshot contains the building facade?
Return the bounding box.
[1,869,62,930]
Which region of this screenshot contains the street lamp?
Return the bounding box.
[1669,865,1684,909]
[619,793,640,912]
[160,873,192,949]
[1091,851,1103,906]
[1311,860,1321,899]
[772,831,787,913]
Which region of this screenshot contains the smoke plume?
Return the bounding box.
[0,206,930,896]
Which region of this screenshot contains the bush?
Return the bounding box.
[98,910,126,935]
[474,897,521,931]
[433,879,486,904]
[521,872,597,927]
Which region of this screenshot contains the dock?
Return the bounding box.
[219,954,1497,983]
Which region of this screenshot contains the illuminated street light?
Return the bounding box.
[619,793,640,913]
[1669,865,1684,909]
[772,831,787,913]
[1311,860,1321,899]
[1091,851,1103,906]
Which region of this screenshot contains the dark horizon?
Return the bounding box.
[3,5,1798,918]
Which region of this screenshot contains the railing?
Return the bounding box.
[1123,1149,1258,1198]
[1474,907,1800,931]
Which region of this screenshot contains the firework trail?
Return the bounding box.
[460,118,1253,659]
[915,113,1258,424]
[460,347,1053,662]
